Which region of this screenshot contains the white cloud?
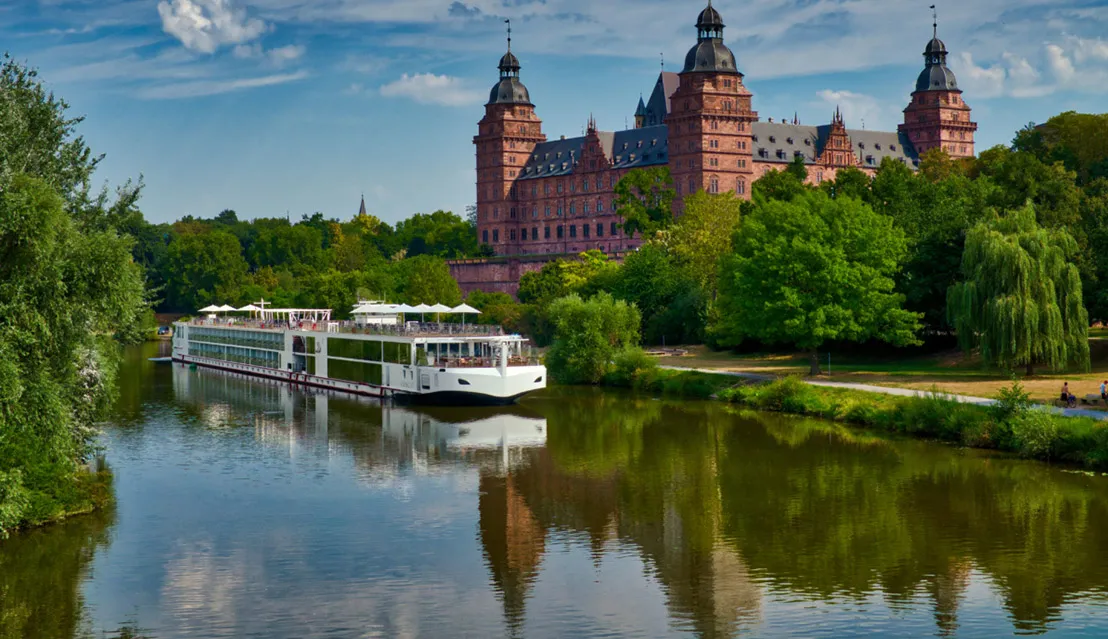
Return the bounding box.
[957,52,1007,98]
[137,70,308,99]
[267,44,305,66]
[1046,44,1076,82]
[814,89,893,132]
[1073,37,1108,63]
[157,0,269,54]
[379,73,482,107]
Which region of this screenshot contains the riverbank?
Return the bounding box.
[605,364,1108,470]
[654,344,1108,410]
[0,465,114,537]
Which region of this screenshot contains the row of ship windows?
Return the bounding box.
[190,328,283,351]
[483,222,621,243]
[189,344,280,367]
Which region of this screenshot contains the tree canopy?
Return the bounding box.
[614,166,676,237]
[948,204,1089,375]
[713,191,921,374]
[545,292,642,384]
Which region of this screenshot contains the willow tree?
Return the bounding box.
[947,204,1089,375]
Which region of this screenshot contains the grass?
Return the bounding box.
[654,342,1108,410]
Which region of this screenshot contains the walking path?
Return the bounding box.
[661,366,1108,421]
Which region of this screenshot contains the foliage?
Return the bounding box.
[604,347,659,388]
[545,293,642,385]
[393,210,479,258]
[162,230,250,311]
[752,167,810,202]
[713,190,921,374]
[613,166,676,238]
[1013,112,1108,186]
[394,254,462,306]
[0,175,144,535]
[947,204,1090,374]
[661,190,743,293]
[992,381,1034,422]
[465,290,522,330]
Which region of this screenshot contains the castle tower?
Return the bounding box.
[475,24,546,255]
[634,96,647,129]
[667,1,757,210]
[898,15,977,158]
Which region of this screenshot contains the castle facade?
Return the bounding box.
[452,2,977,296]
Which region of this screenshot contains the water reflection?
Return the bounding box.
[4,345,1108,638]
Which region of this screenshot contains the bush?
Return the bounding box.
[993,381,1033,422]
[606,347,658,388]
[546,293,641,385]
[1009,409,1062,459]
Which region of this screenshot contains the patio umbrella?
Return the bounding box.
[198,304,220,313]
[238,304,260,319]
[217,304,237,312]
[450,303,481,327]
[412,303,432,322]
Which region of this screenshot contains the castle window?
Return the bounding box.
[571,181,576,193]
[609,175,616,188]
[787,137,793,144]
[493,207,500,220]
[570,225,577,238]
[584,201,590,214]
[769,136,776,143]
[544,183,550,195]
[570,203,576,215]
[557,204,563,216]
[482,230,489,243]
[676,159,682,169]
[637,140,643,148]
[736,178,746,195]
[557,226,564,239]
[557,182,564,193]
[676,183,682,195]
[531,185,537,196]
[776,150,786,159]
[509,170,515,177]
[816,171,824,183]
[509,141,515,149]
[532,207,538,219]
[630,153,636,162]
[510,207,517,218]
[611,200,617,212]
[688,178,695,193]
[711,120,719,130]
[532,227,538,240]
[510,229,516,241]
[583,224,590,238]
[890,145,896,151]
[709,177,719,194]
[545,226,551,239]
[611,222,618,235]
[597,223,604,237]
[687,141,694,151]
[493,230,500,242]
[710,139,719,149]
[875,143,882,150]
[737,159,746,168]
[595,176,602,190]
[590,159,596,169]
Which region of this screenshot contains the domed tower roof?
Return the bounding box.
[487,22,532,105]
[682,1,740,75]
[914,21,958,92]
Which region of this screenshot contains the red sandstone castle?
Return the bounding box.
[452,2,977,296]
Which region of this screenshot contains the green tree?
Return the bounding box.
[395,254,462,305]
[663,190,743,294]
[713,191,920,374]
[753,167,810,202]
[465,290,522,329]
[821,166,871,201]
[948,204,1089,375]
[1014,112,1108,185]
[0,175,144,533]
[545,292,642,384]
[393,210,478,258]
[614,166,675,237]
[163,231,249,311]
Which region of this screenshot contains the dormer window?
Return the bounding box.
[858,142,865,149]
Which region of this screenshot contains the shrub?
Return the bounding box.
[992,381,1033,422]
[1009,409,1062,459]
[606,347,658,388]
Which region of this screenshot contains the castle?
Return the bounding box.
[451,1,977,296]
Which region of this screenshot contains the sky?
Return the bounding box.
[3,0,1108,225]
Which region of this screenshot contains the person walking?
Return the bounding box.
[1100,380,1107,402]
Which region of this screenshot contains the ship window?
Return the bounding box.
[458,379,471,386]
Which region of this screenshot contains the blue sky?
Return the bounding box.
[4,0,1108,225]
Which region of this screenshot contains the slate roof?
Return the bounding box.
[517,126,669,180]
[751,122,919,168]
[642,72,680,127]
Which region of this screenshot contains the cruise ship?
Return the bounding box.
[171,301,546,405]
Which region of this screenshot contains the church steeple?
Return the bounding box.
[358,194,367,217]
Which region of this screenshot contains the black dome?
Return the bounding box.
[488,78,531,105]
[499,51,520,71]
[924,37,948,55]
[682,39,739,74]
[916,65,958,92]
[697,4,724,29]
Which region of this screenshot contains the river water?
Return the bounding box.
[3,343,1108,638]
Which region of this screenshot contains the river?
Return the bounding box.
[3,342,1108,638]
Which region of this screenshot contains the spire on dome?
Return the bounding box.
[682,2,739,74]
[915,6,959,92]
[488,18,531,105]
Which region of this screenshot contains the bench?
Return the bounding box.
[1081,394,1104,406]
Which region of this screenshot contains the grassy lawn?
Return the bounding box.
[655,340,1108,408]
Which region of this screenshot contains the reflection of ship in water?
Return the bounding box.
[171,362,546,475]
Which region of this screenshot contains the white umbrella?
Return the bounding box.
[451,303,481,327]
[198,304,220,313]
[238,304,260,312]
[428,303,452,313]
[217,304,237,312]
[412,303,432,322]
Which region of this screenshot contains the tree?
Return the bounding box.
[545,292,642,384]
[395,254,462,305]
[466,290,522,329]
[663,190,743,294]
[612,242,703,345]
[821,167,871,201]
[786,154,809,182]
[163,231,249,311]
[393,210,479,258]
[614,166,675,238]
[713,191,921,375]
[948,204,1089,375]
[1014,112,1108,186]
[753,167,809,202]
[0,175,145,533]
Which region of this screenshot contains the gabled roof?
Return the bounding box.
[517,125,669,180]
[751,122,919,168]
[642,72,680,127]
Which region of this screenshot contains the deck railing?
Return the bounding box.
[185,318,509,338]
